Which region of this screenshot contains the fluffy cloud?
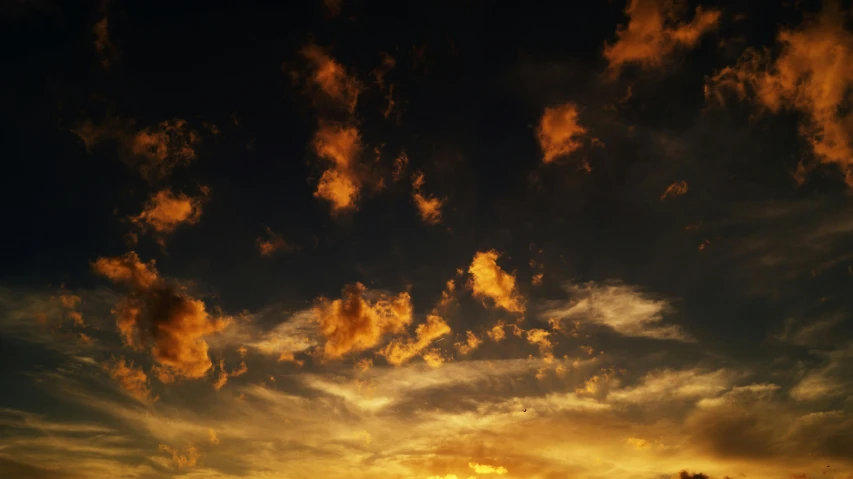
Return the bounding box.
[72,118,202,181]
[604,0,720,76]
[300,43,362,113]
[131,188,208,242]
[705,1,853,186]
[544,281,691,341]
[536,102,589,164]
[158,444,200,470]
[106,357,156,403]
[412,171,444,225]
[379,314,451,365]
[312,121,364,213]
[92,252,229,381]
[315,282,413,359]
[468,251,525,314]
[454,330,482,355]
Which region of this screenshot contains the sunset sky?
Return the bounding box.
[2,0,853,478]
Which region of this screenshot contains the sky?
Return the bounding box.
[1,0,853,478]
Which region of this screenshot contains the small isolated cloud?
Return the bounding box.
[93,17,120,69]
[92,252,229,381]
[469,462,509,475]
[132,188,208,242]
[660,180,688,201]
[537,102,589,164]
[412,171,444,225]
[106,356,156,403]
[208,428,219,445]
[487,320,506,342]
[158,444,200,470]
[543,281,691,341]
[608,368,733,404]
[604,0,720,76]
[379,314,451,365]
[300,43,362,113]
[257,227,294,257]
[312,121,363,213]
[72,118,201,181]
[315,282,413,359]
[468,250,525,314]
[454,330,482,355]
[705,1,853,186]
[213,359,248,391]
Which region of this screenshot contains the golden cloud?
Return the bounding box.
[705,1,853,186]
[301,43,362,113]
[312,121,364,212]
[93,252,229,381]
[379,314,451,366]
[604,0,721,76]
[469,461,509,475]
[487,320,506,342]
[412,171,444,225]
[454,330,482,355]
[468,250,525,313]
[537,102,589,164]
[132,188,208,240]
[106,357,156,403]
[316,282,413,359]
[660,180,689,201]
[158,444,200,470]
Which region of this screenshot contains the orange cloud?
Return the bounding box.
[379,314,451,365]
[526,328,554,362]
[468,250,525,313]
[355,358,373,373]
[532,273,544,286]
[454,330,482,355]
[93,252,229,381]
[487,320,506,342]
[158,444,200,470]
[58,293,84,326]
[316,282,413,359]
[412,171,444,225]
[277,351,304,366]
[301,44,361,113]
[603,0,721,76]
[660,180,689,201]
[257,228,294,257]
[213,359,248,391]
[106,357,156,403]
[537,102,589,164]
[312,121,363,212]
[72,118,201,181]
[393,151,409,182]
[132,188,208,239]
[705,1,853,186]
[208,429,219,445]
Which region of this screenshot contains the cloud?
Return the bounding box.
[469,462,508,475]
[525,328,554,361]
[705,1,853,186]
[106,357,156,403]
[412,171,444,225]
[158,444,201,470]
[379,314,451,365]
[256,227,294,256]
[536,102,589,164]
[92,252,229,381]
[543,281,692,341]
[315,282,413,359]
[72,118,201,181]
[660,180,689,201]
[312,121,364,212]
[487,320,506,342]
[93,17,120,69]
[131,188,208,241]
[300,43,362,113]
[603,0,720,76]
[208,428,219,445]
[454,330,482,355]
[608,368,733,404]
[213,359,248,391]
[468,250,526,313]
